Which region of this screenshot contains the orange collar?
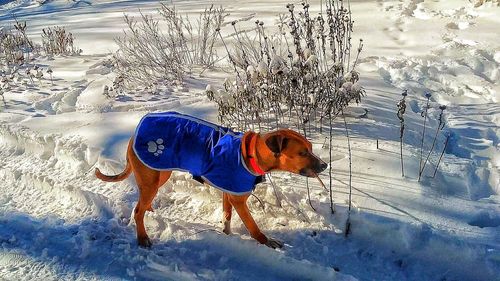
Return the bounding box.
[247,133,266,175]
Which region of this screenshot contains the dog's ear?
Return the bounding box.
[265,135,289,156]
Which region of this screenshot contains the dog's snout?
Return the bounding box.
[315,161,327,173]
[313,155,328,172]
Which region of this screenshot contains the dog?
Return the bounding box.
[95,112,327,248]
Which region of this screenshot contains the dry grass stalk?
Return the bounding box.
[113,4,227,91]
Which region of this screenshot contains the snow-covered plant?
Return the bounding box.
[34,65,43,79]
[112,74,125,95]
[397,90,408,177]
[342,110,353,236]
[41,26,80,55]
[432,133,450,178]
[328,111,335,214]
[103,85,110,98]
[0,71,14,105]
[420,105,446,179]
[0,21,37,67]
[113,4,227,91]
[25,67,34,85]
[208,0,365,134]
[113,13,184,91]
[306,178,315,211]
[418,92,432,182]
[158,4,226,69]
[472,0,500,8]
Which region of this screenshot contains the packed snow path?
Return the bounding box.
[1,0,499,280]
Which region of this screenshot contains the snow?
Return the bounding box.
[1,0,499,280]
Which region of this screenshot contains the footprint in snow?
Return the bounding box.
[408,99,421,114]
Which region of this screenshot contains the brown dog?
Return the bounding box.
[96,121,326,249]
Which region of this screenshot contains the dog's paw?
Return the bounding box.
[222,220,231,235]
[138,237,153,248]
[147,138,165,156]
[265,237,284,249]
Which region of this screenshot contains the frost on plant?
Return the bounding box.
[397,90,408,177]
[113,4,227,91]
[41,26,80,55]
[0,21,37,67]
[207,1,365,133]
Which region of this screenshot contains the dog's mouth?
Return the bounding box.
[300,161,328,177]
[300,168,319,177]
[299,168,313,177]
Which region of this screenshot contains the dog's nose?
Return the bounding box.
[320,162,328,171]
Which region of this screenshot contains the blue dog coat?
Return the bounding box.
[133,112,262,195]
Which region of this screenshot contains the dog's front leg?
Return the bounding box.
[222,193,232,235]
[228,194,283,249]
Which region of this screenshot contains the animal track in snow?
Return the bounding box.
[147,138,165,156]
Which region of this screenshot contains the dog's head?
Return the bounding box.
[262,129,327,177]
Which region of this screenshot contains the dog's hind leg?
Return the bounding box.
[222,193,232,234]
[128,140,172,247]
[134,189,156,247]
[133,170,171,248]
[146,171,172,212]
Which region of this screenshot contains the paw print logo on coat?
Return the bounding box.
[147,138,164,156]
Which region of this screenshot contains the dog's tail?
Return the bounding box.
[95,159,131,182]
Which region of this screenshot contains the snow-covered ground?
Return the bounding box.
[0,0,499,280]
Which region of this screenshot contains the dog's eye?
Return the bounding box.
[299,150,308,157]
